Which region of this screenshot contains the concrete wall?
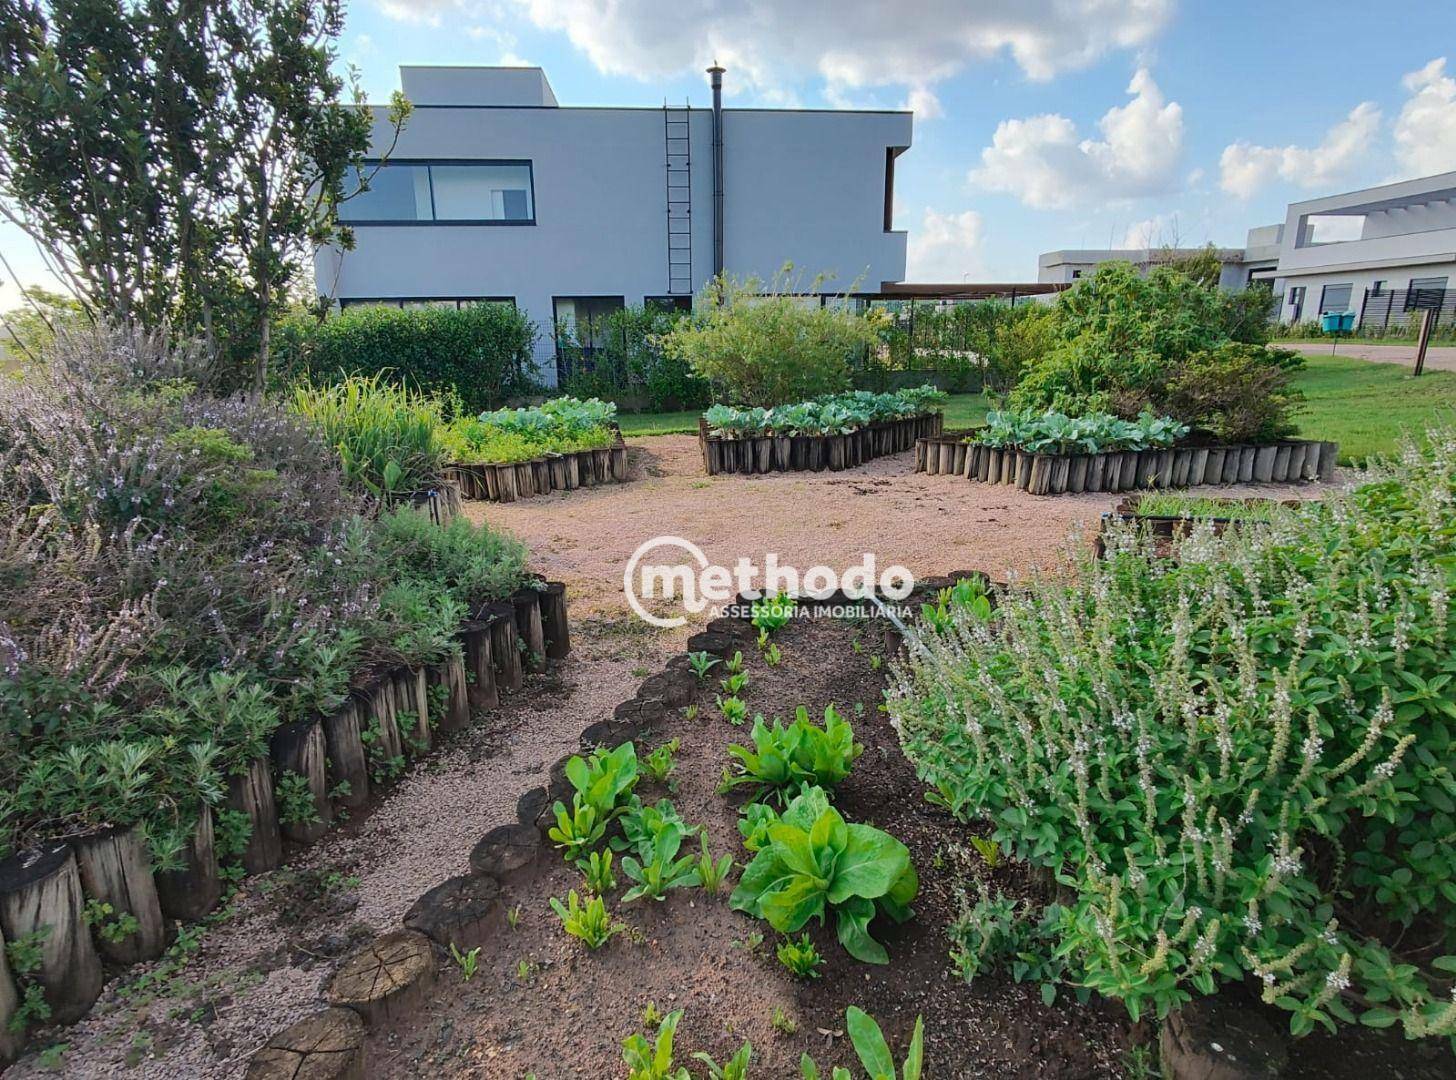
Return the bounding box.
[316,92,911,385]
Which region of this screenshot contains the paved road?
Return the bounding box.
[1287,340,1456,373]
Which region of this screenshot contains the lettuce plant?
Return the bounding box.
[730,787,917,964]
[621,822,700,902]
[974,408,1187,454]
[801,1007,923,1080]
[623,1008,689,1080]
[549,889,624,949]
[721,705,862,804]
[703,386,947,438]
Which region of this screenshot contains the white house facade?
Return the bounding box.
[314,65,912,384]
[1268,171,1455,329]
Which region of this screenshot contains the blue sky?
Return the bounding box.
[4,1,1456,306]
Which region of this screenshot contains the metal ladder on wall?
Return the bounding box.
[663,105,692,296]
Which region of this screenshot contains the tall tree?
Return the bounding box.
[0,0,408,392]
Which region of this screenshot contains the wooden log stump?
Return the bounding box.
[0,843,103,1026]
[1087,453,1107,492]
[1188,448,1209,488]
[322,702,370,812]
[462,623,499,711]
[1119,451,1140,491]
[1272,444,1292,482]
[246,1007,366,1080]
[951,443,967,476]
[772,436,791,471]
[610,443,629,482]
[1237,446,1256,483]
[1220,447,1241,485]
[532,458,552,495]
[1287,442,1308,482]
[754,437,772,473]
[395,668,431,753]
[154,805,221,921]
[495,463,518,503]
[1203,448,1226,486]
[271,720,332,844]
[1170,449,1191,488]
[514,461,536,499]
[325,930,436,1027]
[227,756,283,875]
[0,923,21,1066]
[469,823,541,879]
[1301,442,1323,482]
[539,582,571,660]
[563,452,580,489]
[547,453,568,492]
[429,655,470,734]
[1135,450,1157,489]
[360,679,405,784]
[1016,451,1034,491]
[404,874,501,951]
[486,603,524,692]
[72,826,166,963]
[1318,441,1339,482]
[1253,445,1277,483]
[592,447,611,483]
[512,588,547,674]
[1068,455,1088,494]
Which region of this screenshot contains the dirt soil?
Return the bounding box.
[364,607,1136,1079]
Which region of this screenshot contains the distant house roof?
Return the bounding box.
[872,282,1068,300]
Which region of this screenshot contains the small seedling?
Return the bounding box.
[550,889,624,949]
[770,1005,798,1035]
[687,651,720,680]
[970,836,1002,869]
[631,666,650,678]
[450,943,482,981]
[751,591,797,635]
[756,627,770,650]
[642,1000,664,1028]
[623,1009,688,1080]
[801,1007,923,1080]
[684,703,699,721]
[692,1041,753,1080]
[764,641,782,666]
[642,738,680,784]
[719,671,748,696]
[717,695,748,726]
[732,930,765,954]
[775,933,825,979]
[869,655,883,671]
[579,849,618,894]
[694,836,734,896]
[507,903,523,930]
[851,638,863,654]
[723,650,745,675]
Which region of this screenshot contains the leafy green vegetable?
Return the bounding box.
[549,889,624,949]
[721,705,862,804]
[623,1008,690,1080]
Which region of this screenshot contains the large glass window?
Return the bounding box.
[1406,276,1449,311]
[341,162,534,223]
[1319,283,1353,314]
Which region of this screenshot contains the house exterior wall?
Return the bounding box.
[315,67,911,384]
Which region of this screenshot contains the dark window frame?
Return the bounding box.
[340,158,537,226]
[337,296,517,310]
[1318,282,1353,315]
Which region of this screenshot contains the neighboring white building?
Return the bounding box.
[314,65,912,384]
[1269,171,1455,328]
[1037,244,1273,291]
[1037,171,1456,330]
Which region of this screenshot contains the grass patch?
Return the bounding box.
[1293,353,1456,464]
[1131,493,1280,521]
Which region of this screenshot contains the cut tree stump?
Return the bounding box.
[322,702,371,812]
[227,756,283,874]
[325,930,436,1026]
[0,843,103,1025]
[71,826,166,963]
[271,719,332,844]
[395,669,431,755]
[426,654,469,734]
[539,582,571,659]
[512,588,547,674]
[1160,995,1286,1080]
[403,873,501,951]
[462,623,498,711]
[246,1006,367,1080]
[486,603,524,692]
[154,804,221,921]
[469,823,540,879]
[0,922,21,1066]
[361,679,405,781]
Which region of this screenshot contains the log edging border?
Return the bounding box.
[697,412,944,476]
[443,431,630,504]
[915,434,1339,494]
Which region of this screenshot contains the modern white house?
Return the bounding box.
[1037,170,1456,331]
[314,65,913,383]
[1267,170,1455,329]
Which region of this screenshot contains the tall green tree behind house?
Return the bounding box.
[0,0,409,392]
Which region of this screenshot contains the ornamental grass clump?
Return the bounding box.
[887,429,1456,1041]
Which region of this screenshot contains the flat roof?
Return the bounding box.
[874,282,1067,299]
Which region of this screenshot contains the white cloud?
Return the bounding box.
[383,0,1172,105]
[1218,102,1381,198]
[968,68,1184,209]
[1394,57,1456,179]
[1120,214,1180,248]
[903,86,943,121]
[906,208,985,282]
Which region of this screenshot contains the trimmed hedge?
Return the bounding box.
[276,304,540,414]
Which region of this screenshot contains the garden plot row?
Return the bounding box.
[444,434,629,503]
[697,413,943,476]
[917,433,1339,494]
[0,584,572,1064]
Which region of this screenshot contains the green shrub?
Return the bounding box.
[659,269,880,406]
[371,507,528,605]
[275,303,539,414]
[1160,342,1305,442]
[887,431,1456,1040]
[558,305,711,411]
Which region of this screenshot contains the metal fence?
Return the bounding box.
[1356,286,1454,333]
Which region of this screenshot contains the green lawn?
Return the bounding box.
[617,353,1456,465]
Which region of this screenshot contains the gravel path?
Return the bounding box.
[12,434,1332,1077]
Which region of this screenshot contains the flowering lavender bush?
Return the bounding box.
[0,327,530,858]
[887,430,1456,1043]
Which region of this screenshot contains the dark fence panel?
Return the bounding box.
[1357,287,1454,332]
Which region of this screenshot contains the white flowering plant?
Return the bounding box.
[886,429,1456,1044]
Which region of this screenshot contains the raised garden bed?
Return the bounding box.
[248,588,1146,1078]
[698,412,943,475]
[0,583,573,1063]
[1093,494,1304,559]
[444,430,629,503]
[917,431,1338,494]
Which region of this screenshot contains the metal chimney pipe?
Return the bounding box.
[707,63,725,280]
